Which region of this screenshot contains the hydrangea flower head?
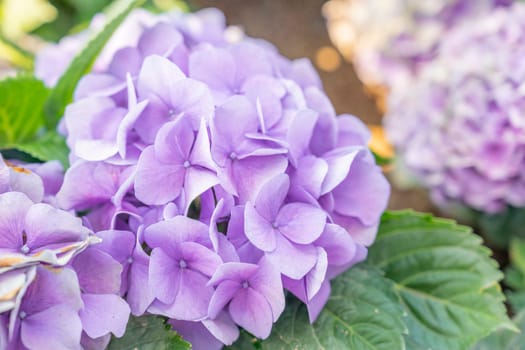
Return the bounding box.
[323,0,511,91]
[385,3,525,213]
[46,7,390,348]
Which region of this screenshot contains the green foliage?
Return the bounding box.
[472,310,525,350]
[256,265,406,350]
[15,131,69,167]
[0,76,49,146]
[503,238,525,313]
[239,211,511,350]
[476,206,525,248]
[44,0,146,128]
[368,211,512,350]
[108,316,191,350]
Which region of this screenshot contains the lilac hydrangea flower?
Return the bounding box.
[207,257,284,338]
[144,216,222,321]
[0,191,96,273]
[50,6,390,347]
[323,0,512,91]
[385,3,525,213]
[3,266,83,350]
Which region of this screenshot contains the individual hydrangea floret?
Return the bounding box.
[384,3,525,213]
[47,7,390,349]
[323,0,511,92]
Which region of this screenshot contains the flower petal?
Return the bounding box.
[276,203,326,245]
[21,305,82,350]
[229,288,273,339]
[80,293,130,338]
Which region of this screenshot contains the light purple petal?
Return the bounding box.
[181,241,222,276]
[80,293,130,338]
[144,216,209,249]
[0,192,32,249]
[7,166,44,203]
[332,152,390,226]
[276,203,326,245]
[306,247,328,300]
[149,248,180,304]
[230,155,288,203]
[208,262,259,286]
[290,155,328,199]
[229,288,273,339]
[254,174,289,221]
[24,203,89,251]
[183,168,219,213]
[208,280,240,319]
[315,224,357,266]
[134,146,184,205]
[137,55,186,99]
[189,46,235,101]
[149,269,213,321]
[244,202,277,251]
[249,256,285,321]
[287,109,318,164]
[202,311,240,346]
[306,280,331,323]
[73,249,122,294]
[21,305,82,350]
[138,23,183,57]
[321,148,361,195]
[267,235,317,279]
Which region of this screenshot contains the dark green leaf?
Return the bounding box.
[476,206,525,248]
[107,315,191,350]
[44,0,145,128]
[256,264,406,350]
[368,211,513,350]
[0,76,49,146]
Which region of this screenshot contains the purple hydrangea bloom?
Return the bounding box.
[385,3,525,213]
[51,6,390,347]
[4,266,83,350]
[0,191,95,273]
[324,0,512,91]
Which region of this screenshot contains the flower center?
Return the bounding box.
[229,152,237,160]
[20,244,30,254]
[19,311,27,320]
[272,221,279,229]
[168,109,177,116]
[179,260,187,269]
[127,256,133,264]
[183,160,191,169]
[242,281,249,289]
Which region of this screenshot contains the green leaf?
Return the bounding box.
[107,315,191,350]
[15,131,69,167]
[472,310,525,350]
[44,0,145,128]
[0,76,49,146]
[255,264,406,350]
[476,206,525,248]
[368,210,512,350]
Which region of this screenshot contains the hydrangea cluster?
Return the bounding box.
[0,155,132,350]
[31,7,389,349]
[323,0,511,92]
[384,3,525,214]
